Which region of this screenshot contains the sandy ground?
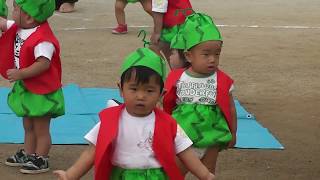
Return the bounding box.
[0,0,320,179]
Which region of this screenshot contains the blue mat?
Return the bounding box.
[0,84,284,149]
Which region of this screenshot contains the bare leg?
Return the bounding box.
[33,116,51,157]
[115,0,127,25]
[140,0,152,16]
[201,147,219,173]
[23,117,36,155]
[59,2,76,13]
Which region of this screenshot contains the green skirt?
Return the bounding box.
[172,104,232,148]
[7,81,65,118]
[127,0,139,3]
[160,25,181,43]
[111,166,169,180]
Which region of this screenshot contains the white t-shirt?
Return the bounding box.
[85,108,193,169]
[176,71,234,105]
[7,20,55,69]
[152,0,168,13]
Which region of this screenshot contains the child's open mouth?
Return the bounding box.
[135,103,145,108]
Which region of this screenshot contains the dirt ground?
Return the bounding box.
[0,0,320,179]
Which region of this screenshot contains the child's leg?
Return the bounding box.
[23,117,36,155]
[139,0,152,16]
[159,41,172,65]
[32,116,52,156]
[113,0,128,34]
[115,0,127,25]
[4,117,33,167]
[19,116,51,174]
[56,0,78,13]
[5,117,36,167]
[201,147,219,173]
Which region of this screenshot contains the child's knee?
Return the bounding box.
[23,118,34,131]
[141,1,152,14]
[115,0,127,9]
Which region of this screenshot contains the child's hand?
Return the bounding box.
[0,16,7,32]
[53,170,70,180]
[6,69,23,82]
[202,172,215,180]
[150,32,161,45]
[228,133,237,148]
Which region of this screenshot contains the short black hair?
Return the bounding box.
[120,66,164,92]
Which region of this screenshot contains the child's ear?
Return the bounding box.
[184,51,192,63]
[117,82,124,97]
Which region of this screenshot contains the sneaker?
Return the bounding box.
[5,149,28,167]
[112,24,128,34]
[20,155,49,174]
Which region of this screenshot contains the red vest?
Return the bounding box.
[163,68,235,132]
[163,0,193,27]
[0,21,62,94]
[95,104,184,180]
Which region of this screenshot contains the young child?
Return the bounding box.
[0,0,7,18]
[0,0,65,174]
[163,13,238,175]
[112,0,152,34]
[150,0,193,66]
[53,47,215,180]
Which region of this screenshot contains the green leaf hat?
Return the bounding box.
[15,0,55,22]
[120,48,167,81]
[171,12,222,50]
[0,0,8,17]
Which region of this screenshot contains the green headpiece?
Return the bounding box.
[0,0,8,17]
[171,13,222,50]
[15,0,55,22]
[120,48,167,81]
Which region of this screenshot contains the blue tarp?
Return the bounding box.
[0,84,284,149]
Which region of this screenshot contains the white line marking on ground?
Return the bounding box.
[56,24,320,31]
[218,24,320,29]
[54,13,92,21]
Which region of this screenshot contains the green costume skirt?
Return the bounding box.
[172,104,232,148]
[7,81,65,118]
[127,0,139,3]
[111,166,169,180]
[160,25,181,43]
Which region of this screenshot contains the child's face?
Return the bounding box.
[12,2,32,28]
[169,49,186,69]
[185,40,222,75]
[120,74,162,117]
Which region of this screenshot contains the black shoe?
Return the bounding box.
[5,149,28,167]
[20,155,49,174]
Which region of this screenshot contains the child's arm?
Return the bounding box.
[150,0,167,45]
[53,144,95,180]
[0,16,7,32]
[6,57,50,82]
[177,147,215,180]
[150,11,163,45]
[228,93,237,147]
